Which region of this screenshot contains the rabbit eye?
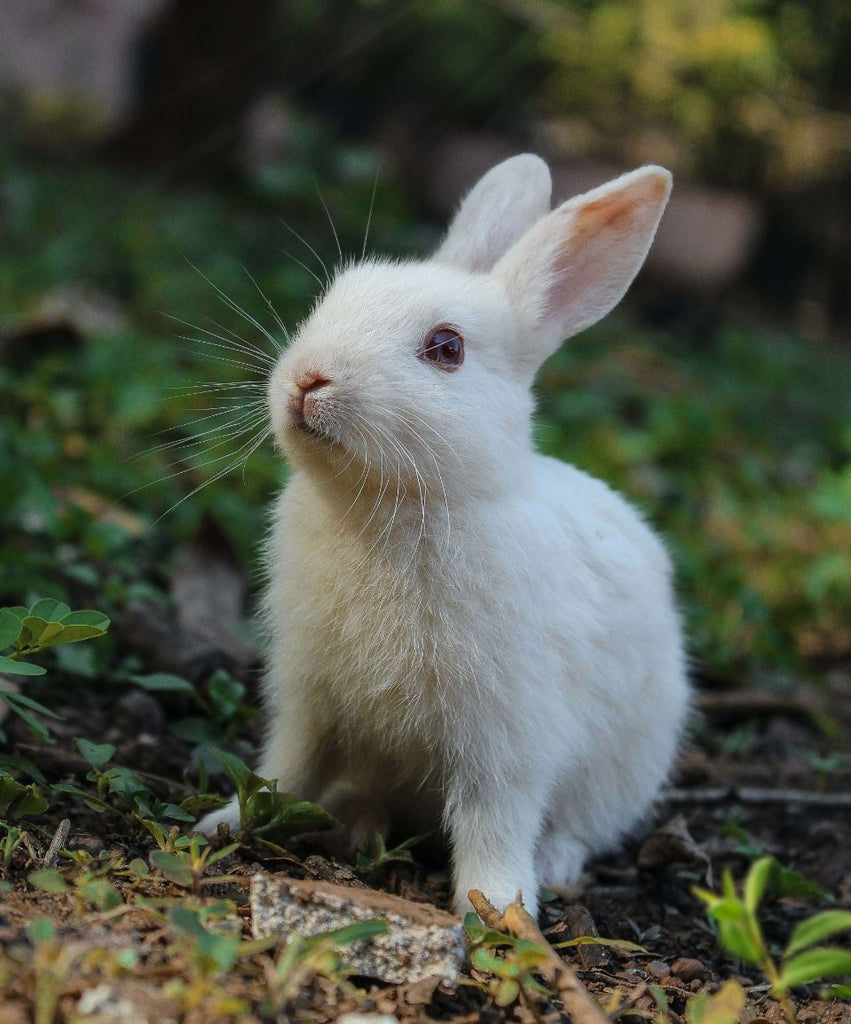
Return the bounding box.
[420,327,464,370]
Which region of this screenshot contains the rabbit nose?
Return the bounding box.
[289,371,330,422]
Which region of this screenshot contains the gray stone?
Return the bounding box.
[250,872,464,985]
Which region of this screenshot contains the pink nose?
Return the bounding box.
[289,370,330,422]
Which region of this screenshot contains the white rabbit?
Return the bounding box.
[199,155,689,919]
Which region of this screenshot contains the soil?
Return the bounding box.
[1,655,850,1023]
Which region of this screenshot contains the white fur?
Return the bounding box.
[199,157,689,919]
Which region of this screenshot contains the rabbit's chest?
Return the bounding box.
[292,548,487,734]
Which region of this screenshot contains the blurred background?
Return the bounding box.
[1,0,850,689]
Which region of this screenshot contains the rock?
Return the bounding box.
[561,904,609,968]
[638,814,713,884]
[0,0,167,133]
[649,960,671,978]
[338,1016,400,1024]
[71,981,176,1024]
[250,873,464,985]
[670,957,707,982]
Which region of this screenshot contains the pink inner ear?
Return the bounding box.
[544,174,669,328]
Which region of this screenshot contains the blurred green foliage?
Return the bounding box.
[1,126,850,680]
[537,0,851,185]
[267,0,851,189]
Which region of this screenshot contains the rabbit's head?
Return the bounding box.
[268,155,671,511]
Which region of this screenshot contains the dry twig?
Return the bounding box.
[468,888,610,1024]
[661,786,851,808]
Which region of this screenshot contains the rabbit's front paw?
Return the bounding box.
[196,797,241,837]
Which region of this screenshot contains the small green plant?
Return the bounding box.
[720,824,826,900]
[356,831,426,874]
[464,913,551,1008]
[210,748,338,837]
[53,737,194,826]
[652,979,745,1024]
[28,851,124,915]
[0,774,50,820]
[0,600,109,740]
[0,822,27,874]
[694,856,851,1023]
[149,833,241,893]
[262,920,389,1011]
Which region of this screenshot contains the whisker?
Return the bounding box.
[279,217,331,286]
[176,341,270,375]
[183,257,282,353]
[237,259,290,346]
[314,178,344,267]
[278,247,327,292]
[133,404,268,461]
[160,311,276,367]
[133,417,271,499]
[152,426,272,524]
[163,381,268,395]
[362,164,381,261]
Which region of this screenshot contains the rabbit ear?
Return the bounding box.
[495,166,672,375]
[433,154,552,273]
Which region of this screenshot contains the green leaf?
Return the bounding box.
[29,599,71,622]
[0,776,50,818]
[80,878,122,910]
[4,691,61,718]
[128,858,150,878]
[246,790,339,836]
[785,911,851,958]
[686,979,746,1024]
[169,905,208,938]
[26,917,56,944]
[0,754,47,784]
[325,920,388,947]
[211,748,264,804]
[779,947,851,989]
[159,802,196,823]
[37,624,107,649]
[0,654,46,676]
[0,608,23,650]
[554,935,650,954]
[60,610,110,630]
[180,793,228,816]
[745,855,775,913]
[471,947,507,974]
[196,931,241,974]
[75,738,116,771]
[20,616,65,648]
[28,868,69,894]
[131,673,195,694]
[0,691,56,739]
[208,670,245,719]
[822,984,851,1000]
[102,766,148,803]
[773,864,826,902]
[150,850,194,887]
[716,917,763,965]
[495,978,520,1006]
[206,842,240,866]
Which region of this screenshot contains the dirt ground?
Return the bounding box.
[1,661,850,1023]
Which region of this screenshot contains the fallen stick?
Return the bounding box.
[695,688,851,722]
[468,888,609,1024]
[661,786,851,808]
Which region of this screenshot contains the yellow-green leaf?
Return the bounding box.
[785,910,851,958]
